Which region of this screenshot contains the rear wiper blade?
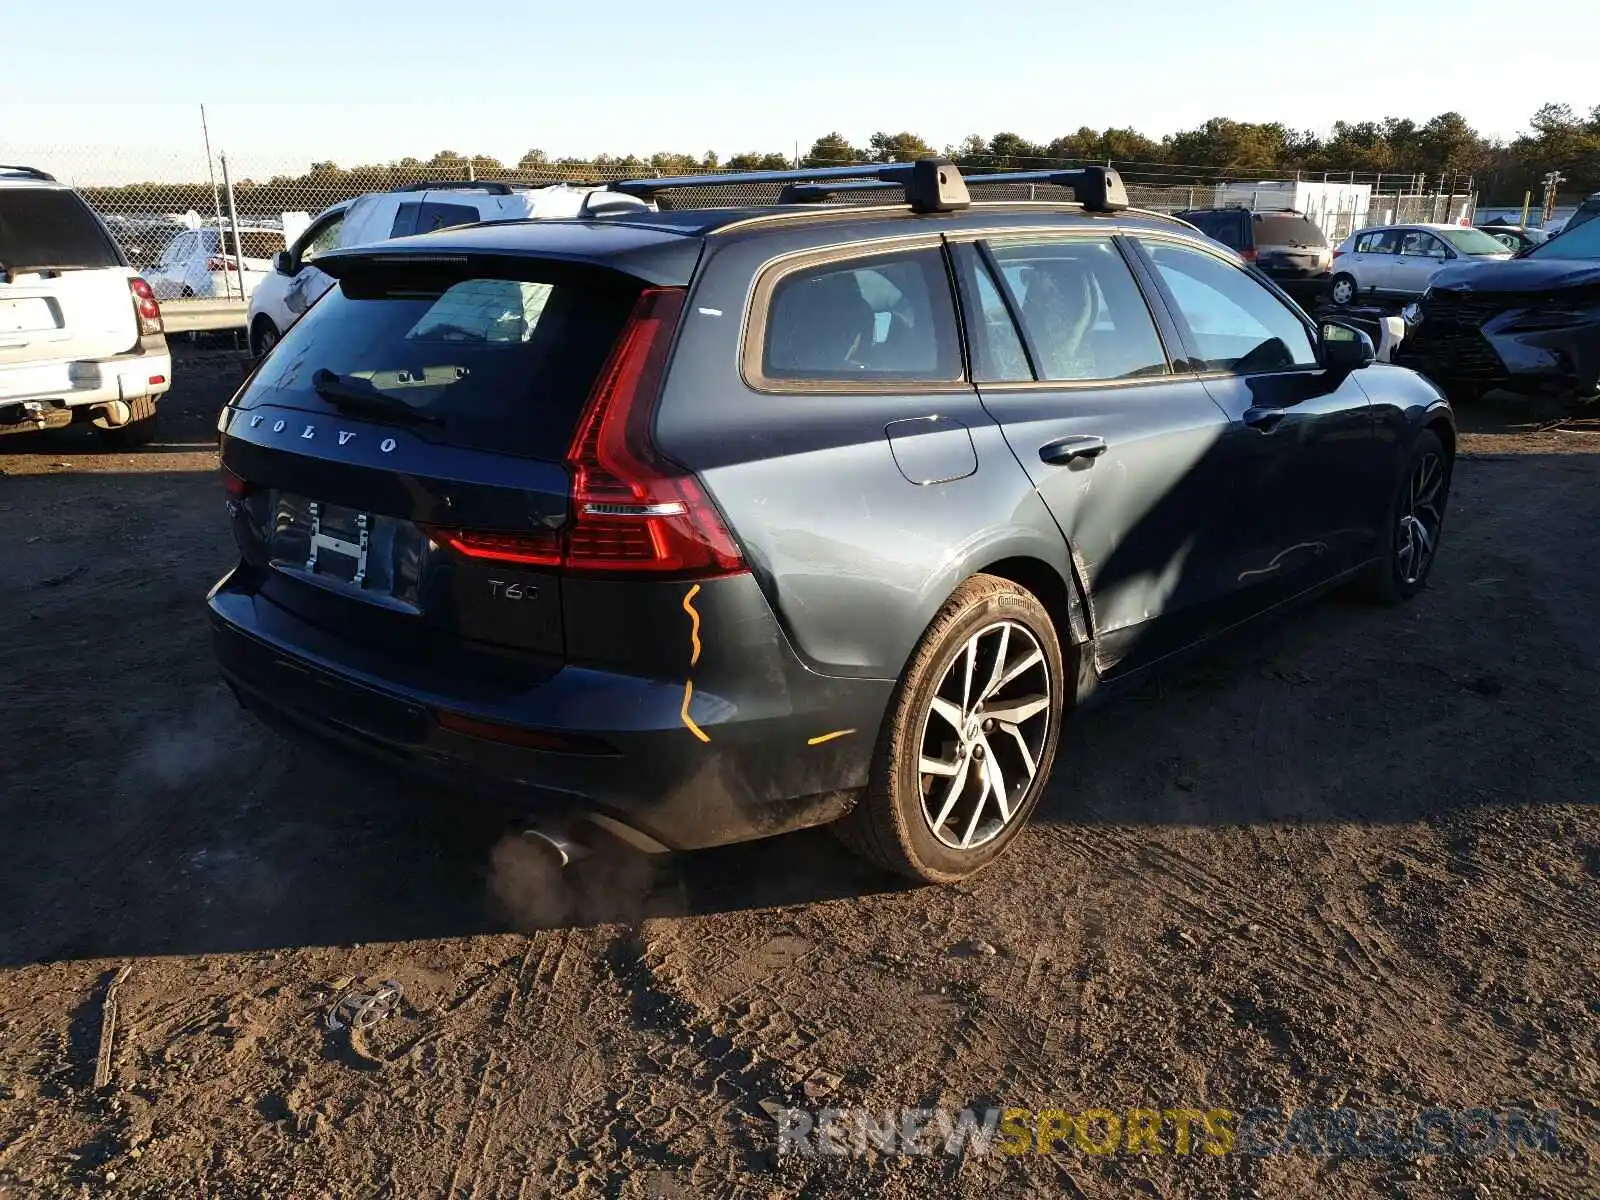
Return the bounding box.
[310,369,444,425]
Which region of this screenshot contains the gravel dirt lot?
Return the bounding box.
[0,348,1595,1199]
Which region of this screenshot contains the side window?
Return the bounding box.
[1400,231,1446,258]
[955,247,1031,383]
[986,237,1169,381]
[1358,230,1400,255]
[160,232,192,265]
[761,248,962,383]
[299,214,345,265]
[417,202,482,233]
[1139,239,1318,374]
[389,202,423,238]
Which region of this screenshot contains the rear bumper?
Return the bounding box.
[207,567,894,851]
[0,337,172,410]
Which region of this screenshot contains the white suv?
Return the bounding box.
[0,166,171,446]
[247,181,632,355]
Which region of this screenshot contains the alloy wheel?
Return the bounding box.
[1396,452,1445,585]
[1331,278,1354,305]
[917,620,1052,850]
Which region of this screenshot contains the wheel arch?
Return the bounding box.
[249,312,279,351]
[1424,411,1455,461]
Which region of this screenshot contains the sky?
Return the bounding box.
[2,0,1597,184]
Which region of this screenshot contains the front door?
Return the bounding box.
[282,210,347,325]
[1130,236,1381,613]
[1391,229,1450,296]
[952,235,1242,675]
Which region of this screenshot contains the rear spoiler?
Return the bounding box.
[311,232,701,288]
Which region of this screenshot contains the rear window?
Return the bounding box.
[1251,215,1329,249]
[246,267,638,458]
[0,188,121,272]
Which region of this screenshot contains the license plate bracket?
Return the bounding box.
[306,501,371,586]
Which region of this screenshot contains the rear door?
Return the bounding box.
[0,186,135,390]
[220,261,644,671]
[1347,228,1400,292]
[954,233,1242,673]
[1131,235,1382,608]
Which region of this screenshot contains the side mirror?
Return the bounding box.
[272,250,294,276]
[1321,321,1375,371]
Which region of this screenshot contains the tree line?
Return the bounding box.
[82,104,1600,217]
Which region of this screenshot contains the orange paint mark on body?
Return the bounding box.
[682,584,702,667]
[680,679,710,743]
[806,729,857,746]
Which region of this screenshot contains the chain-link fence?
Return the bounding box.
[2,142,1485,321]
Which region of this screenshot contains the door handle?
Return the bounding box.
[1242,407,1287,432]
[1039,434,1108,465]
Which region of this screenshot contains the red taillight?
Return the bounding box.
[128,277,163,336]
[222,464,252,501]
[1239,248,1259,263]
[427,287,745,579]
[1332,249,1345,259]
[205,256,237,272]
[432,528,562,567]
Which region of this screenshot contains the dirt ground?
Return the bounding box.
[0,347,1595,1199]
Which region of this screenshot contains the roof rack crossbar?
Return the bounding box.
[959,167,1130,213]
[392,179,514,195]
[0,165,58,183]
[611,159,970,214]
[783,166,1131,214]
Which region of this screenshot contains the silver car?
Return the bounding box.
[1328,223,1511,306]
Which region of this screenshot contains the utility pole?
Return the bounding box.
[1541,170,1566,225]
[199,105,230,301]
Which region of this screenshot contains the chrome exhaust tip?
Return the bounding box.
[518,825,591,869]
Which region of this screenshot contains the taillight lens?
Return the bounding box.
[128,277,163,336]
[205,256,237,272]
[1239,248,1259,263]
[427,286,745,580]
[431,528,562,567]
[222,464,252,501]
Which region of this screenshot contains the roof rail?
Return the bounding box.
[391,179,515,195]
[610,159,970,215]
[783,165,1131,214]
[0,164,58,183]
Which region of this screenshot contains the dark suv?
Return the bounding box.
[210,161,1454,883]
[1175,208,1334,302]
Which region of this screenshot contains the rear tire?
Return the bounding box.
[1358,428,1451,605]
[832,574,1065,883]
[95,396,160,449]
[1328,273,1358,306]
